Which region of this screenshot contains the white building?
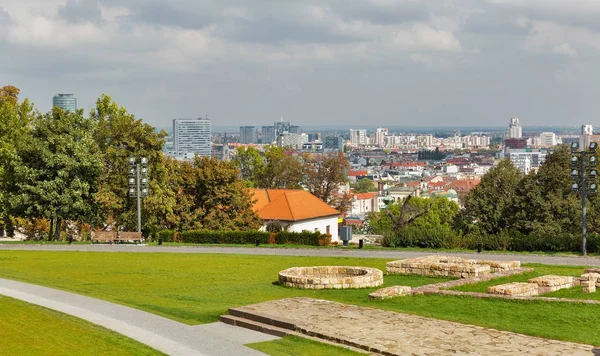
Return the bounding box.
[502,149,547,174]
[350,129,367,146]
[277,133,309,149]
[375,128,388,147]
[172,118,211,159]
[508,117,522,139]
[417,135,434,149]
[539,132,557,147]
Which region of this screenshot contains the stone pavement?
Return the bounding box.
[2,244,600,267]
[230,297,598,356]
[0,278,278,356]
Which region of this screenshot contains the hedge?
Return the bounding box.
[156,230,326,246]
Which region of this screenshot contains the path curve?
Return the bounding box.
[0,278,277,356]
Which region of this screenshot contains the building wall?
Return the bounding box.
[53,94,77,112]
[261,126,276,144]
[260,216,340,241]
[173,118,211,157]
[240,126,258,144]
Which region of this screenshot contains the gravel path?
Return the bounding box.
[1,244,600,266]
[0,278,277,356]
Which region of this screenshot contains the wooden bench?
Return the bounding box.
[92,231,116,244]
[115,232,143,244]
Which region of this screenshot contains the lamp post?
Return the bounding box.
[128,157,149,233]
[570,142,598,256]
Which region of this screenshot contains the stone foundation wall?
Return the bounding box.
[386,256,520,279]
[528,275,575,293]
[278,266,383,289]
[488,282,539,297]
[368,286,412,300]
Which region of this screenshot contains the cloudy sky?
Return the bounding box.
[1,0,599,128]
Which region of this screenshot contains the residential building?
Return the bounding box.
[508,117,522,139]
[350,129,367,146]
[351,192,379,216]
[375,128,388,147]
[251,189,341,241]
[417,135,434,149]
[277,132,308,149]
[172,118,211,158]
[53,94,77,112]
[261,126,276,144]
[239,126,258,144]
[275,121,291,135]
[502,149,547,174]
[539,132,557,147]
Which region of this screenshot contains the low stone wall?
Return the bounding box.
[368,286,412,300]
[387,256,520,279]
[278,266,383,289]
[488,282,539,297]
[528,275,576,293]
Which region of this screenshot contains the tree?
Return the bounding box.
[234,146,265,186]
[256,146,304,189]
[164,157,262,231]
[0,85,20,106]
[8,107,103,240]
[303,152,349,205]
[463,159,523,235]
[90,94,169,233]
[352,178,377,193]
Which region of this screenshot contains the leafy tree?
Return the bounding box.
[90,94,169,233]
[352,178,377,193]
[0,85,20,106]
[303,152,349,205]
[256,146,304,189]
[8,107,103,240]
[463,159,523,235]
[234,146,265,186]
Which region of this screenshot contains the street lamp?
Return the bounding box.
[128,157,149,232]
[570,142,597,255]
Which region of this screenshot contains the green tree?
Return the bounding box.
[90,94,169,233]
[234,146,265,186]
[8,107,103,240]
[352,178,377,193]
[303,152,349,204]
[463,159,523,235]
[256,146,304,189]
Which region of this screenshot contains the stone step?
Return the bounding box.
[219,315,291,337]
[228,307,297,330]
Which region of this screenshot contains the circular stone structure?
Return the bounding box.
[278,266,383,289]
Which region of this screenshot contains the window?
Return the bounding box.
[326,225,330,235]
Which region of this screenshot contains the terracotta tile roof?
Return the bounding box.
[447,179,481,191]
[251,189,340,221]
[354,192,378,200]
[347,170,368,177]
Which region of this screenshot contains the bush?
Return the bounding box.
[274,231,322,246]
[157,230,176,242]
[154,229,326,246]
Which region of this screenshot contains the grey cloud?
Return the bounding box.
[333,1,430,25]
[462,12,530,35]
[0,6,12,26]
[58,0,102,24]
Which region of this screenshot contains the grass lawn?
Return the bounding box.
[1,251,600,346]
[0,295,163,355]
[247,336,365,356]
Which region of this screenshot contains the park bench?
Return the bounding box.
[115,231,143,244]
[92,230,116,244]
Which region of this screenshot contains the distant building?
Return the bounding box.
[239,126,258,144]
[172,118,211,158]
[504,138,528,149]
[508,117,522,139]
[290,125,302,134]
[324,136,344,151]
[261,126,276,144]
[375,128,388,147]
[277,133,308,149]
[582,124,593,135]
[275,121,291,135]
[350,129,367,146]
[539,132,557,147]
[501,149,547,174]
[53,94,77,112]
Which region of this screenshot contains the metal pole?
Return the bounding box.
[136,163,141,233]
[582,151,587,256]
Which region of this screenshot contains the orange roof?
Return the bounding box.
[347,170,368,177]
[354,192,378,200]
[448,179,480,191]
[251,189,340,221]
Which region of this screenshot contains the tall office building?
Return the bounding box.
[261,126,276,144]
[289,125,302,134]
[239,126,258,144]
[508,117,522,139]
[375,128,388,147]
[324,136,344,151]
[582,124,593,135]
[53,94,77,112]
[539,132,557,147]
[275,121,291,136]
[350,129,367,146]
[173,118,211,158]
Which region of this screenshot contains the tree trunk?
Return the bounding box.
[48,218,54,241]
[54,218,62,241]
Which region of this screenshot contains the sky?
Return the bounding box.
[1,0,599,129]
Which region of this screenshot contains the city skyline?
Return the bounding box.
[2,1,600,128]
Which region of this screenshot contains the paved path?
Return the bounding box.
[0,278,277,356]
[1,244,600,266]
[234,297,599,356]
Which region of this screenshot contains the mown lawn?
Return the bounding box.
[1,251,600,346]
[247,336,365,356]
[0,295,163,355]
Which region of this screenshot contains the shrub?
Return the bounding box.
[274,231,321,246]
[157,230,176,242]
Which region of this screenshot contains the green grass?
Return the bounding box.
[247,336,365,355]
[0,295,163,355]
[2,251,600,346]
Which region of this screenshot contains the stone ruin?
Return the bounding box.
[488,275,577,297]
[386,256,521,279]
[278,266,383,290]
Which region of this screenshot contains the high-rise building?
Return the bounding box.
[324,136,344,151]
[508,117,522,139]
[277,133,308,149]
[173,118,211,158]
[261,126,276,144]
[350,129,367,146]
[375,128,388,147]
[53,94,77,112]
[275,121,291,135]
[289,125,302,134]
[582,124,593,135]
[239,126,258,144]
[539,132,557,147]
